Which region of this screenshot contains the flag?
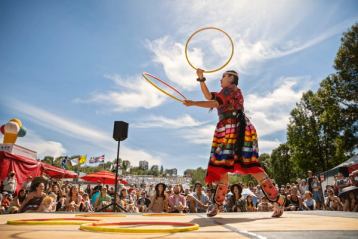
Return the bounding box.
[70,157,79,166]
[94,154,105,163]
[79,155,87,164]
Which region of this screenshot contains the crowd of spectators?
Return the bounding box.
[0,169,357,214]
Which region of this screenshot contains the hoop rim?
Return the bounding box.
[142,72,187,103]
[80,221,200,233]
[7,218,100,225]
[185,26,234,73]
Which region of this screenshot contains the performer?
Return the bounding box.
[183,69,285,217]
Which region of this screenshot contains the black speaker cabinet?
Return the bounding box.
[113,121,128,141]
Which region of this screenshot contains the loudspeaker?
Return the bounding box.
[113,121,128,141]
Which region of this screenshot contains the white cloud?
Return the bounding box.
[10,101,163,166]
[246,78,307,136]
[259,139,281,153]
[146,0,355,84]
[18,130,67,159]
[75,74,167,111]
[181,125,216,145]
[133,114,207,129]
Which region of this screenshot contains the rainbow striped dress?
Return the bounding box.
[205,85,264,184]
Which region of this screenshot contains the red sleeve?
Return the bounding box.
[210,92,224,105]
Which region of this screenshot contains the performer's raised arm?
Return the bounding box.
[196,68,212,100]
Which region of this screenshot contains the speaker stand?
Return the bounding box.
[96,140,127,213]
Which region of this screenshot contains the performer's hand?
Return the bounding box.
[196,68,204,79]
[183,100,195,107]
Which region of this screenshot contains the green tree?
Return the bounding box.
[270,143,295,185]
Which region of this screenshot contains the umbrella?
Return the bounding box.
[338,186,358,198]
[81,170,127,185]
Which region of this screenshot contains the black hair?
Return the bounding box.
[225,70,239,85]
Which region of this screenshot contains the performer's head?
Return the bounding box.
[221,70,239,87]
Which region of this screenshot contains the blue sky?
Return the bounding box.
[0,0,357,174]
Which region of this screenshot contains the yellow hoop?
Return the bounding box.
[185,27,234,73]
[142,213,185,217]
[75,213,126,217]
[7,218,100,225]
[80,221,199,233]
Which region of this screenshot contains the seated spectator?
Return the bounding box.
[81,193,93,212]
[148,183,168,213]
[188,182,209,213]
[56,193,67,211]
[20,181,46,212]
[299,179,309,196]
[137,191,151,212]
[225,184,246,212]
[66,186,83,212]
[1,192,12,212]
[94,187,112,211]
[285,186,302,211]
[343,191,358,212]
[118,187,130,212]
[302,191,316,210]
[168,184,187,213]
[350,170,358,187]
[325,188,343,211]
[127,198,139,213]
[257,196,273,212]
[246,195,256,212]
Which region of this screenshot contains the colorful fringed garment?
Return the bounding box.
[205,85,264,184]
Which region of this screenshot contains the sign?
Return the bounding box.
[0,144,37,160]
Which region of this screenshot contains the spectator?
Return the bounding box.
[335,172,351,194]
[307,170,314,193]
[257,196,273,212]
[302,191,316,210]
[246,195,256,212]
[325,188,343,211]
[20,181,46,212]
[298,179,309,196]
[3,171,17,195]
[188,182,209,213]
[226,184,246,212]
[94,187,112,211]
[137,191,151,212]
[21,176,32,192]
[7,189,28,214]
[285,186,302,211]
[81,193,93,212]
[85,184,92,196]
[148,183,168,213]
[1,192,12,212]
[118,187,129,212]
[168,184,187,213]
[57,193,67,211]
[66,186,82,212]
[311,176,323,209]
[343,191,358,212]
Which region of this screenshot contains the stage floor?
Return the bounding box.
[1,211,357,239]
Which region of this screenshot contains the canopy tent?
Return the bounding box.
[0,151,77,193]
[81,170,127,185]
[320,155,358,187]
[41,162,78,178]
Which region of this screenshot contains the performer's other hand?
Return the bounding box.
[183,100,195,107]
[196,68,204,79]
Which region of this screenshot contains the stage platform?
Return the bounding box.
[1,211,357,239]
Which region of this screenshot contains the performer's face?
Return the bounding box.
[220,73,234,87]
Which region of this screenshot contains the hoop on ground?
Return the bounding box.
[142,72,187,103]
[185,27,234,73]
[80,221,199,233]
[7,217,101,225]
[75,213,126,217]
[142,213,185,217]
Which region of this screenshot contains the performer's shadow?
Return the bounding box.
[190,215,272,228]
